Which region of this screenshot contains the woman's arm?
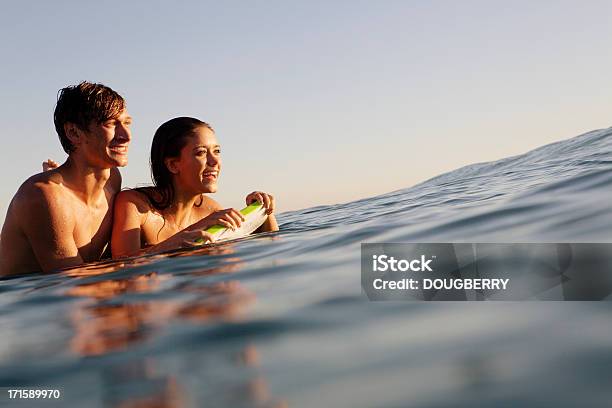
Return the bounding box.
[246,191,280,233]
[257,214,279,233]
[111,190,217,258]
[111,190,148,258]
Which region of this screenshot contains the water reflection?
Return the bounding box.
[63,259,285,407]
[103,359,186,408]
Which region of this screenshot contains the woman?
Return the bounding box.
[111,117,278,258]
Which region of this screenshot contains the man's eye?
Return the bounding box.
[214,149,221,154]
[196,150,206,156]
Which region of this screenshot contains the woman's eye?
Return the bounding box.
[214,149,221,154]
[196,150,206,156]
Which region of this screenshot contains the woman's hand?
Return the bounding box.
[42,159,59,172]
[191,208,246,231]
[246,191,275,215]
[165,230,216,249]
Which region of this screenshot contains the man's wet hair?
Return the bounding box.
[54,81,126,153]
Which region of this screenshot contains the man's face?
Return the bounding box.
[81,110,132,168]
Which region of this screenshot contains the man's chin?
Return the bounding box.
[111,157,128,167]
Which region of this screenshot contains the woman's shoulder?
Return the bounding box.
[199,195,223,212]
[115,188,157,213]
[192,195,223,219]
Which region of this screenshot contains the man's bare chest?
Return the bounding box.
[72,197,113,260]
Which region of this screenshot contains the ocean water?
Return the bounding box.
[1,128,612,407]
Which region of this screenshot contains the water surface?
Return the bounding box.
[2,128,612,407]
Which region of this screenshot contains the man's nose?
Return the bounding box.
[116,123,131,142]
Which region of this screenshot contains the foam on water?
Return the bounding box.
[1,128,612,407]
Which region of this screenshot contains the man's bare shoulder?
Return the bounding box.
[10,171,75,232]
[14,170,69,207]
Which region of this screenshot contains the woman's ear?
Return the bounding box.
[165,157,180,174]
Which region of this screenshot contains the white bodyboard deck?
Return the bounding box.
[205,202,267,242]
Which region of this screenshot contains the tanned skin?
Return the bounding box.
[111,126,278,258]
[0,111,132,276]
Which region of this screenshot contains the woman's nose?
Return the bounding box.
[207,153,219,166]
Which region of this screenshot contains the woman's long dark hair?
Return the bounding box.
[136,117,213,211]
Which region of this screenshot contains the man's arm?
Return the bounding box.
[18,185,83,272]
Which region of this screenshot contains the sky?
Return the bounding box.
[1,0,611,224]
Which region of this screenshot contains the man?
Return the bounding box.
[0,82,131,276]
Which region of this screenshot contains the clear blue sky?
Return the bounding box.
[1,0,611,223]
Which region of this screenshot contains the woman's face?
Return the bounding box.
[171,126,221,194]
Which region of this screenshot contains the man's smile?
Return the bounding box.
[109,145,129,155]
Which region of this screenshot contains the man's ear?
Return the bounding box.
[165,157,180,175]
[64,123,82,147]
